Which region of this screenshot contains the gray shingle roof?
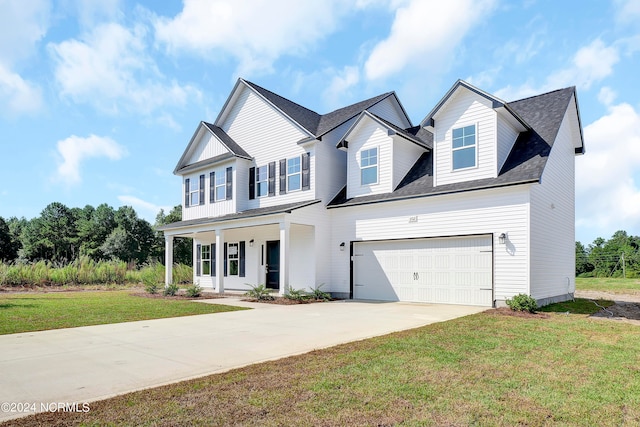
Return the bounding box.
[243,79,398,138]
[328,87,577,208]
[202,122,251,159]
[158,200,322,231]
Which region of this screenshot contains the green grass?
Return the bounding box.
[576,276,640,294]
[0,290,246,335]
[8,307,640,426]
[540,298,615,314]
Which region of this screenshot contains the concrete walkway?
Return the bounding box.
[0,298,486,421]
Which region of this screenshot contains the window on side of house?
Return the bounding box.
[256,166,268,197]
[201,244,211,275]
[227,242,239,276]
[287,157,301,191]
[189,177,200,206]
[360,147,378,185]
[215,171,226,201]
[452,124,476,170]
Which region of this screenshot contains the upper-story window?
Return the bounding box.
[287,157,301,191]
[185,175,204,207]
[360,147,378,185]
[452,124,476,170]
[256,166,268,197]
[215,171,226,200]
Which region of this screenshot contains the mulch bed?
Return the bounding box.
[486,307,550,319]
[242,297,334,305]
[130,291,226,300]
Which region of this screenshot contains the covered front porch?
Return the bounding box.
[161,201,326,295]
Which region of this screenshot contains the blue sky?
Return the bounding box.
[1,0,639,246]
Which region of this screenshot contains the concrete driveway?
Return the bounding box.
[0,298,486,421]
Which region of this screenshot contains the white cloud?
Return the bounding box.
[117,195,170,221]
[364,0,497,81]
[496,39,619,101]
[153,0,350,76]
[322,66,360,109]
[73,0,122,28]
[0,64,43,116]
[55,134,127,185]
[597,86,617,106]
[614,0,640,23]
[576,102,640,242]
[0,0,50,116]
[49,22,201,116]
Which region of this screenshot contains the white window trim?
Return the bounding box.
[287,156,302,192]
[256,166,268,198]
[189,178,200,206]
[215,171,226,201]
[451,122,478,172]
[227,242,239,276]
[201,245,211,276]
[360,146,379,186]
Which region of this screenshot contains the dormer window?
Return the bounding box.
[360,147,378,185]
[452,124,476,170]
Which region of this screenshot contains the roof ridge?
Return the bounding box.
[320,91,393,117]
[508,86,575,104]
[243,79,321,117]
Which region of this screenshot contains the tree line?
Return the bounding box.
[576,230,640,277]
[0,202,191,266]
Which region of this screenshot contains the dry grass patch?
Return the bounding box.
[6,305,640,426]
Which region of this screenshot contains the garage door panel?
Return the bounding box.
[353,236,493,306]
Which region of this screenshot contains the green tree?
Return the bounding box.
[77,204,116,260]
[0,217,17,261]
[100,206,154,264]
[575,241,592,276]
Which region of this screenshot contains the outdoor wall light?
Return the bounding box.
[339,242,345,251]
[498,233,506,244]
[249,239,254,247]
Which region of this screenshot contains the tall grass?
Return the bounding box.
[0,257,192,287]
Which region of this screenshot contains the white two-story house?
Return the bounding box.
[160,78,584,307]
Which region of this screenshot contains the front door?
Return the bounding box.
[266,240,280,289]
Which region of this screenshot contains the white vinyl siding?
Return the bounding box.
[529,97,577,302]
[434,89,497,186]
[392,138,426,189]
[314,124,348,204]
[496,116,519,172]
[367,96,412,128]
[221,86,317,209]
[331,186,531,303]
[182,163,237,221]
[347,120,393,198]
[186,131,230,165]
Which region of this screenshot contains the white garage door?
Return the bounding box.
[353,235,493,306]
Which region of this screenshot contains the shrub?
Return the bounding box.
[186,283,202,298]
[309,283,331,301]
[245,284,274,301]
[163,283,180,296]
[506,293,538,313]
[145,282,160,294]
[284,287,308,301]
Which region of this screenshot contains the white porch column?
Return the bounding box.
[164,235,173,286]
[214,229,224,294]
[279,221,290,295]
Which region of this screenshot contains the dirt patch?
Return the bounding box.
[575,291,640,325]
[486,307,550,319]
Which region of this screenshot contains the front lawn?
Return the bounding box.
[0,290,246,335]
[8,301,640,426]
[576,276,640,294]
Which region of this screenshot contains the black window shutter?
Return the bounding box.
[223,244,228,277]
[239,241,245,277]
[279,159,286,194]
[199,174,205,205]
[211,243,216,277]
[268,161,276,196]
[196,244,201,276]
[210,172,215,203]
[226,167,233,200]
[249,167,255,200]
[302,152,310,190]
[185,178,190,207]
